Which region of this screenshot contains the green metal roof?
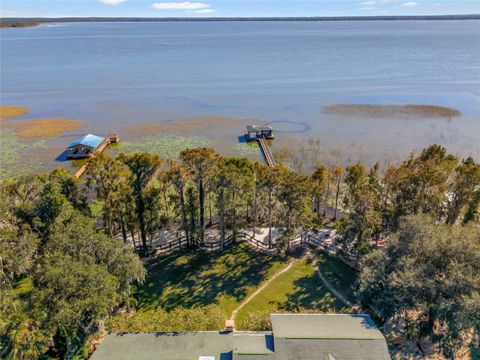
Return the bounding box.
[270,314,385,340]
[90,315,391,360]
[90,332,234,360]
[233,334,274,355]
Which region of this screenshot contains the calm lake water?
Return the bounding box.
[1,20,479,174]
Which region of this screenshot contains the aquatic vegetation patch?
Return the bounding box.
[0,105,29,120]
[109,134,212,159]
[4,118,84,139]
[232,142,261,156]
[323,104,460,119]
[0,130,48,179]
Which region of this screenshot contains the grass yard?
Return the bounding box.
[316,252,359,304]
[108,245,359,332]
[135,244,285,316]
[235,255,355,329]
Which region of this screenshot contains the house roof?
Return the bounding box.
[270,314,384,340]
[90,314,391,360]
[67,134,104,149]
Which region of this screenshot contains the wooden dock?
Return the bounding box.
[73,134,119,178]
[258,136,276,167]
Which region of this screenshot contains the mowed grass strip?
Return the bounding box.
[136,244,285,316]
[235,257,352,328]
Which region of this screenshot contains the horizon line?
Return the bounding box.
[2,14,480,21]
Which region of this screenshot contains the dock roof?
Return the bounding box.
[67,134,105,149]
[247,125,273,132]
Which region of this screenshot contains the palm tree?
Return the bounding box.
[1,306,50,360]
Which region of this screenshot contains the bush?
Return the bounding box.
[239,312,272,331]
[105,305,226,332]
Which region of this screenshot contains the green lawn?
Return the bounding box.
[108,246,359,332]
[235,256,353,329]
[136,244,285,316]
[316,252,359,304]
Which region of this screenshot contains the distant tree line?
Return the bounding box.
[1,14,479,27]
[0,20,40,28]
[0,144,479,358]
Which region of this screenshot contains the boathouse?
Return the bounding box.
[66,134,106,159]
[246,125,274,141]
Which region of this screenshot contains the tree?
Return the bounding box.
[310,164,329,220]
[166,161,192,246]
[445,157,480,225]
[0,171,146,359]
[180,148,218,245]
[119,153,163,251]
[383,145,457,229]
[0,303,50,360]
[331,165,344,220]
[218,157,253,246]
[257,164,278,248]
[358,215,480,357]
[276,165,311,250]
[86,155,133,238]
[338,163,382,258]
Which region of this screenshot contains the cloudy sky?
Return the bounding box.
[1,0,478,18]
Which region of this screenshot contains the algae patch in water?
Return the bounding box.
[4,118,84,139]
[232,142,261,157]
[0,105,29,120]
[0,130,48,179]
[109,134,212,159]
[323,104,460,119]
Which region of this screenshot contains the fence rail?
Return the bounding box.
[132,228,360,271]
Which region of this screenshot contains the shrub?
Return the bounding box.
[105,306,226,332]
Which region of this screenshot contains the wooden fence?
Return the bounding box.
[133,228,360,271]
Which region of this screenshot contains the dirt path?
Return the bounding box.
[316,267,353,308]
[231,260,295,321]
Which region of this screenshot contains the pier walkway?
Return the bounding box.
[258,136,276,167]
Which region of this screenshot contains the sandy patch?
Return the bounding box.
[0,105,29,120]
[4,118,84,139]
[323,104,460,119]
[122,115,267,136]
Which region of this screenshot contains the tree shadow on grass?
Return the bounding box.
[280,273,349,313]
[316,253,358,304]
[136,245,283,311]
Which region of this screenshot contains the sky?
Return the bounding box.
[1,0,479,18]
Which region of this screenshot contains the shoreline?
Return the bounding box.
[1,14,479,26]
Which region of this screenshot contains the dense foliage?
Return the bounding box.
[1,144,479,359]
[359,215,480,357]
[0,170,145,359]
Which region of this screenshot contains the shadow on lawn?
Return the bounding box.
[316,253,358,304]
[137,245,283,311]
[281,273,349,313]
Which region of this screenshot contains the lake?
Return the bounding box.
[1,20,479,176]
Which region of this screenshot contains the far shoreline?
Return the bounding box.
[1,14,479,28]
